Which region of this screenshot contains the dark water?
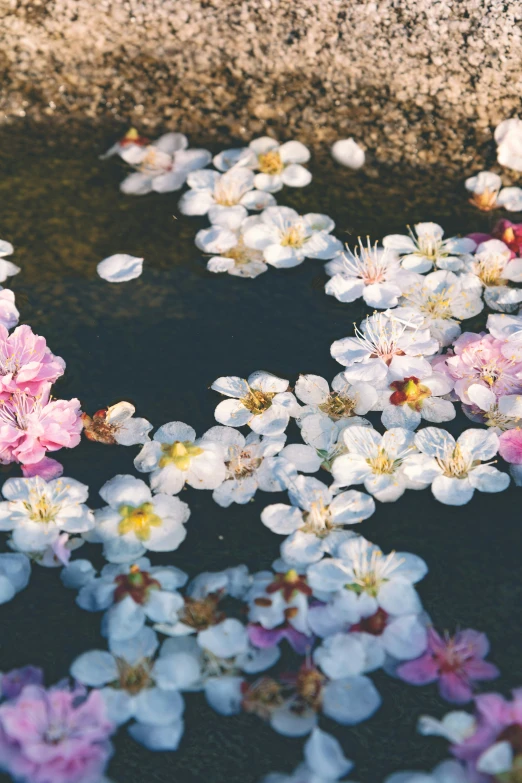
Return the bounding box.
[0,122,521,783]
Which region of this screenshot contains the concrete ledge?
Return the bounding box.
[2,0,522,171]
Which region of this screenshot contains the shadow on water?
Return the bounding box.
[0,121,521,782]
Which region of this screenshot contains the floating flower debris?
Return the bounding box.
[2,123,522,783]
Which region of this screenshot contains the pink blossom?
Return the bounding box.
[0,684,114,783]
[397,627,499,703]
[0,385,83,466]
[493,219,522,256]
[499,429,522,464]
[438,332,522,404]
[248,623,314,654]
[450,690,522,781]
[0,325,65,396]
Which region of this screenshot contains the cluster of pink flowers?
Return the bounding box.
[0,325,82,478]
[0,681,114,783]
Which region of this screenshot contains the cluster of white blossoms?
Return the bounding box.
[4,130,522,783]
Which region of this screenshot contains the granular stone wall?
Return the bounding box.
[1,0,522,171]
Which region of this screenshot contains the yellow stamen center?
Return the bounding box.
[474,257,507,287]
[302,500,332,536]
[124,128,140,141]
[257,150,284,175]
[118,502,162,541]
[367,448,396,474]
[159,440,203,470]
[437,444,474,479]
[280,225,306,248]
[23,495,59,524]
[240,389,275,415]
[420,292,453,319]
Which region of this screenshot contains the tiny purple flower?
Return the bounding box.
[397,627,500,703]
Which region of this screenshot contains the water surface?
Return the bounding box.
[0,123,520,783]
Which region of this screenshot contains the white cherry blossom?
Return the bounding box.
[403,427,510,505]
[268,670,381,736]
[70,627,197,750]
[463,239,522,313]
[294,373,377,423]
[158,630,278,717]
[199,426,291,507]
[261,474,375,564]
[392,269,484,347]
[313,610,428,675]
[243,206,343,269]
[465,171,503,211]
[374,367,455,431]
[62,557,187,642]
[195,218,268,279]
[325,240,416,309]
[299,414,372,472]
[383,223,476,273]
[331,426,428,502]
[211,371,301,435]
[0,476,94,554]
[213,137,312,192]
[178,168,275,220]
[307,536,427,622]
[331,312,439,382]
[134,422,227,495]
[93,474,191,563]
[463,383,522,431]
[119,132,211,195]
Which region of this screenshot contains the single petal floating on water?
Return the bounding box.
[97,254,144,283]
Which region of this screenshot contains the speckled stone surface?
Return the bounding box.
[1,0,522,171]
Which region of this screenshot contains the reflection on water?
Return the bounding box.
[0,122,521,783]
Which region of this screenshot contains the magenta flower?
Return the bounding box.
[0,325,65,397]
[0,684,114,783]
[499,429,522,464]
[0,385,82,466]
[0,667,43,701]
[248,622,314,655]
[438,332,522,404]
[397,627,499,703]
